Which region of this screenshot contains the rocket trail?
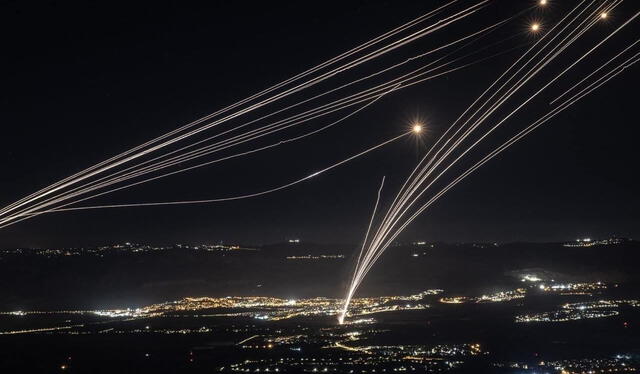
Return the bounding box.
[2,29,531,227]
[0,1,485,220]
[38,51,503,211]
[340,1,638,323]
[362,52,640,282]
[376,0,618,249]
[363,0,619,258]
[364,0,600,259]
[101,13,525,185]
[0,87,398,227]
[8,132,411,220]
[355,0,606,280]
[352,176,387,288]
[349,0,617,312]
[0,0,459,218]
[2,1,533,229]
[1,0,636,326]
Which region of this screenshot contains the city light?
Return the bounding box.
[521,274,542,282]
[1,1,639,373]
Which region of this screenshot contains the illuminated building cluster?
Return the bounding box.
[514,309,619,323]
[551,356,637,374]
[225,340,481,373]
[495,355,638,374]
[0,242,255,258]
[440,288,525,304]
[562,299,640,311]
[0,290,443,335]
[515,298,638,323]
[563,237,629,247]
[355,343,483,358]
[1,288,636,337]
[518,274,608,296]
[1,287,638,372]
[143,292,437,322]
[215,320,483,373]
[537,281,607,295]
[225,356,466,373]
[285,255,345,260]
[439,296,472,304]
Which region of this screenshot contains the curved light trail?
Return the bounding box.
[0,1,535,228]
[339,1,639,324]
[8,131,413,220]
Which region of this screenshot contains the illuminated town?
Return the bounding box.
[0,290,442,332]
[515,299,640,323]
[1,280,638,372]
[1,240,638,374]
[1,0,639,372]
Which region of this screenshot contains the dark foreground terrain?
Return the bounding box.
[0,240,639,373]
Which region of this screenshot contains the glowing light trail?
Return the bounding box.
[340,1,638,323]
[361,0,601,265]
[0,1,483,220]
[350,0,610,288]
[10,132,411,219]
[1,30,532,227]
[352,176,387,288]
[367,53,640,278]
[350,0,616,316]
[3,1,535,229]
[366,0,619,257]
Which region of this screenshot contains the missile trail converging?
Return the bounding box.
[342,0,615,322]
[0,1,487,222]
[2,1,636,328]
[0,0,456,216]
[10,132,411,220]
[354,1,604,267]
[360,51,640,286]
[339,1,639,323]
[0,1,537,228]
[13,44,523,224]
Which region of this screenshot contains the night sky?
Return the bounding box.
[1,0,638,248]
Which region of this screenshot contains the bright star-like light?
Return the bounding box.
[600,12,608,19]
[531,23,541,32]
[413,124,423,133]
[539,0,547,6]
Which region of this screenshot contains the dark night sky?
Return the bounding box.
[1,1,638,248]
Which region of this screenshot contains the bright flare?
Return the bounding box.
[531,23,540,32]
[600,12,608,19]
[413,124,423,133]
[539,0,547,6]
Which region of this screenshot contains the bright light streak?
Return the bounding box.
[0,5,534,229]
[355,1,602,288]
[1,40,526,229]
[339,1,635,324]
[21,132,411,217]
[0,0,483,223]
